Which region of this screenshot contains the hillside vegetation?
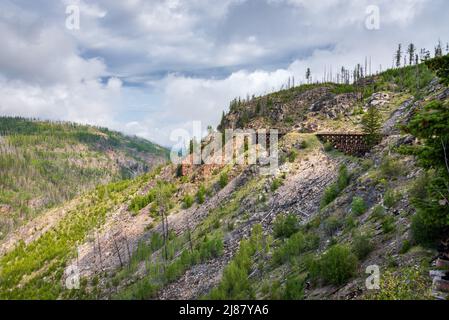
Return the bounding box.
[1,56,448,300]
[0,118,169,239]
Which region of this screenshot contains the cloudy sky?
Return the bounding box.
[0,0,448,146]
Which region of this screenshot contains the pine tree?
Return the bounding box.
[255,101,261,114]
[361,106,382,146]
[407,43,416,65]
[435,40,443,57]
[306,68,311,84]
[426,54,449,85]
[395,44,402,68]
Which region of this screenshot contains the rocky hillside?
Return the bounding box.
[0,117,169,240]
[1,59,448,300]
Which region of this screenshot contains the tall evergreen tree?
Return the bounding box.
[395,44,402,68]
[407,43,416,65]
[361,106,382,146]
[435,40,443,57]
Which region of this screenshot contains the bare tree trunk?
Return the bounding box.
[124,234,132,268]
[441,138,449,176]
[163,210,169,261]
[113,235,123,268]
[187,218,194,254]
[97,232,103,271]
[76,245,79,270]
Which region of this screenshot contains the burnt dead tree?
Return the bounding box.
[96,231,103,271]
[123,233,132,268]
[187,216,194,254]
[112,234,123,269]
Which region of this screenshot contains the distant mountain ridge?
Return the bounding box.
[0,117,169,239]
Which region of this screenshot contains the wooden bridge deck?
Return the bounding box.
[316,132,371,156]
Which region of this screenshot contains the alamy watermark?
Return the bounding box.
[365,265,380,290]
[65,4,80,30]
[65,264,80,290]
[365,5,380,30]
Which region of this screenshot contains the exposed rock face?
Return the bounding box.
[269,103,288,122]
[437,87,449,100]
[309,93,336,112]
[220,86,362,130]
[367,92,391,108]
[309,92,360,119]
[382,98,413,135]
[158,150,343,299]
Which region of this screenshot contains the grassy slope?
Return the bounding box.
[0,117,169,239]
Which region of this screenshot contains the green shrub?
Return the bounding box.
[337,165,350,190]
[208,225,264,299]
[381,215,396,233]
[370,266,432,300]
[198,235,224,261]
[288,149,298,162]
[323,142,334,152]
[219,172,229,189]
[371,205,386,220]
[323,216,342,236]
[262,280,282,300]
[320,184,339,209]
[128,192,154,213]
[309,244,358,285]
[283,276,305,300]
[411,210,443,247]
[361,159,374,171]
[273,232,319,265]
[408,173,430,202]
[352,234,373,260]
[383,189,400,208]
[149,232,164,252]
[196,184,206,204]
[320,165,350,209]
[271,178,282,191]
[351,197,367,216]
[129,181,176,213]
[380,156,404,178]
[344,215,357,231]
[182,194,194,209]
[273,214,299,238]
[399,239,412,254]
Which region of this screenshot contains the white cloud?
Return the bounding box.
[0,0,448,147]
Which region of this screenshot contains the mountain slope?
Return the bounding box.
[1,60,448,300]
[0,117,169,239]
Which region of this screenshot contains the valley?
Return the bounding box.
[1,59,448,301]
